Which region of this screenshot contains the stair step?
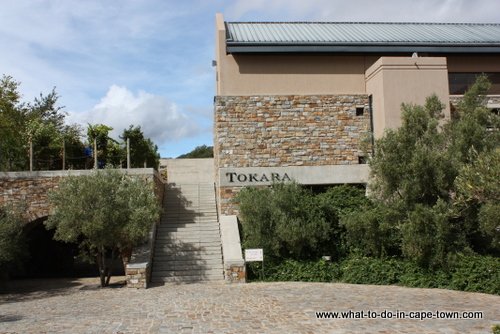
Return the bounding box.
[153,179,223,283]
[151,275,223,283]
[153,258,223,266]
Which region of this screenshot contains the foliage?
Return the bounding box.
[121,125,160,169]
[342,204,402,258]
[343,76,500,267]
[251,255,499,295]
[249,259,340,282]
[401,200,461,269]
[448,254,500,295]
[238,182,330,260]
[238,183,369,261]
[370,95,455,207]
[0,74,161,172]
[177,145,213,158]
[454,148,500,252]
[0,205,26,276]
[46,169,160,286]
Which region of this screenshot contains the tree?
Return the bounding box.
[0,205,26,278]
[177,145,213,158]
[343,76,500,267]
[454,148,500,253]
[0,74,79,171]
[87,124,124,168]
[121,125,160,169]
[46,169,161,286]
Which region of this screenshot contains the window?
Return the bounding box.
[358,156,367,164]
[356,107,364,116]
[449,73,500,95]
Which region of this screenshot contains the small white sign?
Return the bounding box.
[245,248,263,262]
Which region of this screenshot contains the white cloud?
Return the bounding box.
[67,85,202,144]
[224,0,500,22]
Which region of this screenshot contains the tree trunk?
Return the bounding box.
[104,248,115,286]
[96,250,106,287]
[121,247,133,271]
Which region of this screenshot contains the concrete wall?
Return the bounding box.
[365,57,451,138]
[215,14,377,96]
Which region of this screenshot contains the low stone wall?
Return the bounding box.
[125,170,164,288]
[0,168,164,289]
[220,215,246,283]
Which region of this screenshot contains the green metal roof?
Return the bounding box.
[225,22,500,53]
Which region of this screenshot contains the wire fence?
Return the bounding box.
[0,138,152,172]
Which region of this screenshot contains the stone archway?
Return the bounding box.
[12,217,96,278]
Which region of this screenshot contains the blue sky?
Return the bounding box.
[1,0,499,157]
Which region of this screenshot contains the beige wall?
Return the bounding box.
[215,14,376,96]
[365,57,451,138]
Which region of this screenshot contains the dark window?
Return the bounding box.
[358,156,367,164]
[449,73,500,95]
[356,107,364,116]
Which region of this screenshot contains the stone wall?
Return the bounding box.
[214,94,372,215]
[0,175,61,221]
[449,94,500,109]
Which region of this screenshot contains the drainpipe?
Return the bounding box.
[368,95,375,157]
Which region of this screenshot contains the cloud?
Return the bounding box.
[67,85,203,144]
[224,0,500,22]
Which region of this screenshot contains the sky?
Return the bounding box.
[1,0,499,158]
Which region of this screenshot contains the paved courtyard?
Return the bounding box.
[0,278,499,333]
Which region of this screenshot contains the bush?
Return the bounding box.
[249,259,340,282]
[341,204,402,258]
[0,205,26,278]
[340,257,404,285]
[238,183,370,261]
[238,182,330,260]
[449,254,500,295]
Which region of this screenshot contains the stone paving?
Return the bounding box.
[0,278,499,333]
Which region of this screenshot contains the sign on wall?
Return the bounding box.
[219,165,370,187]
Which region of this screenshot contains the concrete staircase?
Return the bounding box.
[151,159,224,283]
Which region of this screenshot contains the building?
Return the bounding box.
[213,13,500,215]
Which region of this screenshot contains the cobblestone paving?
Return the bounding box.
[0,278,499,333]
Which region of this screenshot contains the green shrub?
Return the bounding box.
[449,255,500,295]
[341,205,402,258]
[238,182,330,260]
[238,183,371,261]
[340,257,405,285]
[0,205,27,278]
[247,259,340,282]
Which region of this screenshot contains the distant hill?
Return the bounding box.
[177,145,213,158]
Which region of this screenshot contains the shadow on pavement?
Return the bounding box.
[0,277,126,302]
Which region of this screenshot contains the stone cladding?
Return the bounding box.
[0,169,164,289]
[0,176,60,221]
[450,94,500,110]
[214,94,371,215]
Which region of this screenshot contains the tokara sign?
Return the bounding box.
[218,165,370,187]
[225,171,292,184]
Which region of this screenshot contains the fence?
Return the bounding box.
[0,138,151,172]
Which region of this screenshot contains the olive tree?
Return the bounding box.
[46,169,161,287]
[0,205,26,279]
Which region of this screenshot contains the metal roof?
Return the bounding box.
[225,22,500,53]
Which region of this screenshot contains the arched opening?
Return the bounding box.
[11,217,96,278]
